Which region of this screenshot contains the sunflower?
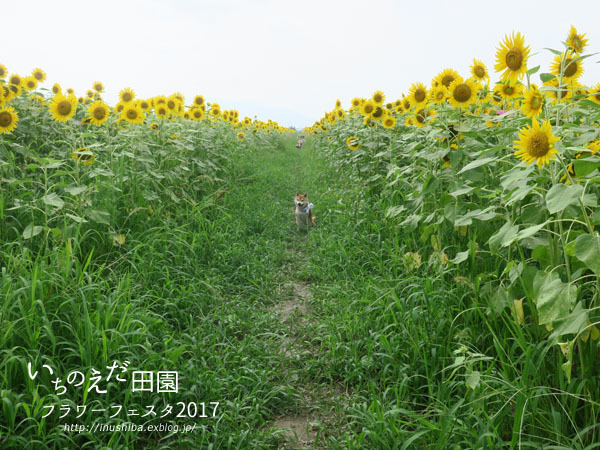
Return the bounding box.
[360,99,376,117]
[139,99,150,110]
[435,69,460,89]
[154,96,167,105]
[31,68,46,82]
[71,147,96,166]
[23,76,38,91]
[372,90,385,105]
[401,96,412,112]
[166,95,180,112]
[6,84,21,100]
[404,116,415,127]
[92,81,104,93]
[496,81,523,102]
[495,32,530,83]
[429,85,447,104]
[521,84,545,118]
[408,82,428,108]
[382,116,396,129]
[119,87,135,103]
[470,59,489,81]
[190,107,205,120]
[66,88,74,95]
[447,77,479,109]
[51,83,61,95]
[237,131,245,141]
[588,83,600,105]
[0,64,7,79]
[371,105,387,121]
[121,103,144,124]
[155,105,168,118]
[566,25,588,55]
[87,100,110,126]
[49,94,77,122]
[8,74,22,87]
[514,118,560,167]
[346,136,360,150]
[413,107,435,128]
[350,97,361,109]
[543,78,574,104]
[193,95,204,106]
[550,51,584,81]
[0,106,18,133]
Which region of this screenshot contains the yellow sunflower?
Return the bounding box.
[470,59,489,81]
[119,87,135,103]
[346,136,360,150]
[86,90,95,98]
[371,105,387,122]
[210,103,221,117]
[435,69,460,89]
[190,107,205,121]
[360,99,376,117]
[495,32,530,83]
[382,116,396,129]
[413,107,435,128]
[430,85,448,104]
[23,76,38,91]
[408,82,428,108]
[31,68,46,82]
[350,97,361,109]
[155,105,168,119]
[66,88,74,95]
[566,25,588,55]
[92,81,104,93]
[49,94,78,122]
[121,103,145,124]
[0,106,18,133]
[52,83,61,95]
[401,96,412,112]
[521,84,545,118]
[193,95,204,106]
[550,51,584,82]
[0,64,7,79]
[513,117,560,167]
[447,77,480,109]
[588,83,600,105]
[87,100,110,126]
[6,84,21,100]
[8,74,22,87]
[237,131,245,141]
[372,90,385,105]
[138,99,150,111]
[495,81,523,102]
[71,147,96,166]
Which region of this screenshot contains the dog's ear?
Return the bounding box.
[295,192,299,196]
[303,193,307,197]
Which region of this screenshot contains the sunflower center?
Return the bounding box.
[34,72,43,81]
[530,96,542,109]
[167,100,175,109]
[441,75,454,87]
[414,89,426,102]
[57,100,72,116]
[9,76,20,85]
[503,86,514,95]
[453,84,471,102]
[436,91,444,100]
[528,131,549,157]
[93,107,106,120]
[505,49,523,71]
[373,94,382,103]
[122,92,133,102]
[364,104,374,114]
[474,66,485,78]
[0,111,12,127]
[194,111,201,118]
[372,106,383,118]
[563,58,577,78]
[127,109,137,120]
[573,37,582,51]
[416,110,425,123]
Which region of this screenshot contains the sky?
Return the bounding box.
[4,0,600,128]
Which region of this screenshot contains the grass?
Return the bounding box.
[2,127,599,448]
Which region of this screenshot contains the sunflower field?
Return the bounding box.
[2,22,600,449]
[304,26,600,447]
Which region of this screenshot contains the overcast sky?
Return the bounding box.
[4,0,600,128]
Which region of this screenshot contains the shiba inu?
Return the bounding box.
[294,192,315,230]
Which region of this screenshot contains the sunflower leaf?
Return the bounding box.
[574,233,600,275]
[545,184,584,214]
[539,73,556,83]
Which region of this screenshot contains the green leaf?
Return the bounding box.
[42,193,64,209]
[385,205,406,218]
[527,65,540,75]
[466,371,481,390]
[550,302,589,341]
[545,184,584,214]
[488,221,517,253]
[23,223,43,239]
[64,185,87,196]
[540,72,556,82]
[88,209,110,225]
[66,213,87,223]
[531,271,577,325]
[515,221,548,241]
[400,214,422,231]
[450,250,469,264]
[458,157,497,174]
[574,233,600,275]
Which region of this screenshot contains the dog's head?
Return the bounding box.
[294,192,308,209]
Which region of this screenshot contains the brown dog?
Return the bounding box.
[294,192,315,230]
